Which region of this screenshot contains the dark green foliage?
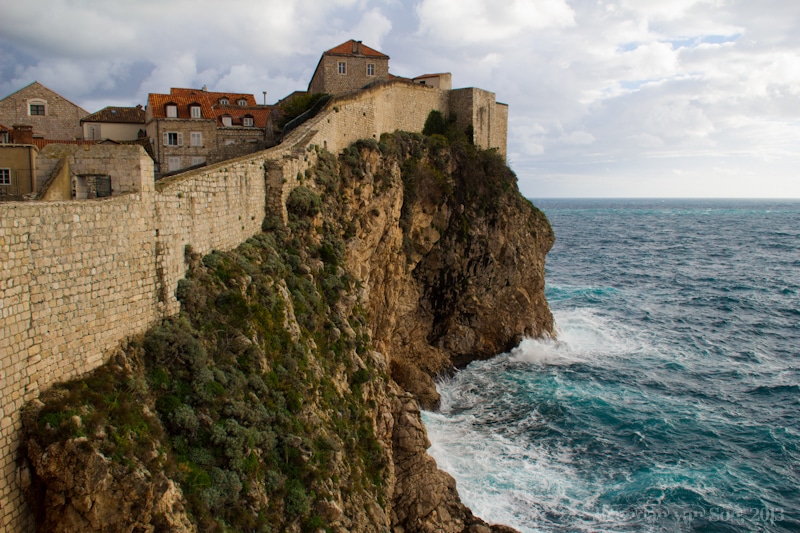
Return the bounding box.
[278,93,329,129]
[30,347,165,467]
[287,186,321,218]
[422,110,447,136]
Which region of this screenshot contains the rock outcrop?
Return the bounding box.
[20,131,553,532]
[338,134,554,407]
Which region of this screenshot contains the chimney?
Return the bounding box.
[353,40,363,55]
[201,85,208,91]
[12,124,33,145]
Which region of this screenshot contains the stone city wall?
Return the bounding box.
[0,79,502,531]
[0,193,156,531]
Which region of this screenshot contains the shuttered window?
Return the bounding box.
[163,132,183,146]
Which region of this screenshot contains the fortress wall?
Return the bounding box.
[0,79,502,531]
[449,87,507,157]
[153,153,273,315]
[0,192,157,532]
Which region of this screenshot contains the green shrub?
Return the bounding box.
[287,186,322,218]
[284,479,310,518]
[423,110,447,136]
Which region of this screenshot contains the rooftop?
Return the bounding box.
[324,39,389,59]
[82,106,145,124]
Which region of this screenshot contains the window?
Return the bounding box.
[338,61,346,74]
[95,176,112,198]
[219,98,229,105]
[191,156,206,166]
[367,63,375,76]
[221,115,232,127]
[87,124,100,140]
[164,131,183,146]
[0,168,10,185]
[238,99,247,106]
[190,106,202,118]
[242,116,254,127]
[168,157,181,171]
[29,100,46,116]
[190,132,202,146]
[0,131,8,143]
[166,104,178,118]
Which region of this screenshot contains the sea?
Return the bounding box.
[422,199,800,532]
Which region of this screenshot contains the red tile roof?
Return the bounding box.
[147,93,216,119]
[170,88,257,106]
[324,40,389,59]
[148,90,274,129]
[82,106,145,124]
[215,106,274,128]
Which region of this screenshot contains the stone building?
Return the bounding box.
[308,40,390,95]
[305,40,507,156]
[0,81,88,140]
[0,145,37,198]
[82,106,146,141]
[146,88,275,175]
[412,73,453,90]
[0,125,37,198]
[35,144,153,201]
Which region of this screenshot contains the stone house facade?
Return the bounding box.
[145,93,218,174]
[308,40,390,95]
[0,82,88,140]
[146,88,275,176]
[82,106,146,141]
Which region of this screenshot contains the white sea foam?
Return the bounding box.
[510,307,646,367]
[423,408,586,532]
[424,307,668,531]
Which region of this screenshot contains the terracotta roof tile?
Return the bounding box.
[147,94,216,119]
[170,88,257,106]
[82,106,145,124]
[413,73,447,79]
[215,106,274,128]
[325,40,389,59]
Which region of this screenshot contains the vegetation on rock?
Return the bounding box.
[22,119,553,533]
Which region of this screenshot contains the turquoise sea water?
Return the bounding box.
[422,199,800,532]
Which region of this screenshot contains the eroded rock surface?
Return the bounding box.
[21,133,552,533]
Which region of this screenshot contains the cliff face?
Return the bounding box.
[20,132,554,532]
[341,134,554,407]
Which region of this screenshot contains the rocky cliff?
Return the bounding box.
[20,130,554,532]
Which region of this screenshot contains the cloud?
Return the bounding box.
[1,0,799,197]
[416,0,575,43]
[619,0,722,21]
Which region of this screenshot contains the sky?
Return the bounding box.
[1,0,799,198]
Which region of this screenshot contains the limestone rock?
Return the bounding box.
[22,437,194,533]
